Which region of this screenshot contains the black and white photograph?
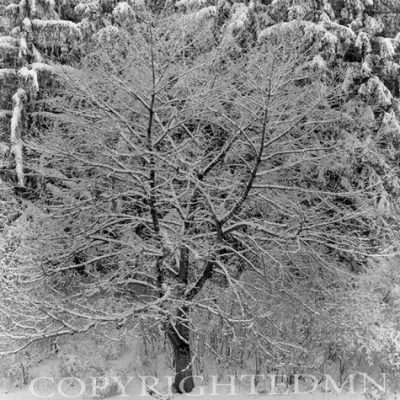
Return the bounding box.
[0,0,400,399]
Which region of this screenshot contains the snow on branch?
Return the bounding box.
[31,43,44,62]
[394,32,400,48]
[322,1,335,19]
[221,2,249,45]
[0,43,17,56]
[226,3,249,32]
[22,17,33,38]
[361,56,373,76]
[175,0,209,11]
[310,54,327,70]
[43,0,56,7]
[288,4,307,21]
[5,3,19,20]
[75,0,101,18]
[31,18,80,32]
[364,16,384,35]
[379,37,396,59]
[19,34,29,60]
[359,76,393,108]
[31,19,81,46]
[186,5,216,20]
[94,25,120,43]
[0,110,12,120]
[112,2,135,21]
[321,19,355,45]
[0,68,17,81]
[31,61,56,72]
[10,88,27,187]
[355,31,371,55]
[0,36,18,46]
[128,0,145,8]
[30,0,58,18]
[259,20,319,42]
[29,0,38,14]
[379,110,400,138]
[0,36,19,60]
[18,66,39,92]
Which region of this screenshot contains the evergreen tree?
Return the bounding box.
[0,0,82,190]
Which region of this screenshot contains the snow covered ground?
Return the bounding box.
[0,336,394,400]
[0,378,386,400]
[0,390,370,400]
[0,367,394,400]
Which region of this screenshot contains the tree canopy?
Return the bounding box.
[1,0,400,395]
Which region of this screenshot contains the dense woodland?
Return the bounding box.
[1,0,400,396]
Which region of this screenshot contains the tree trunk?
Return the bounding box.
[167,307,194,394]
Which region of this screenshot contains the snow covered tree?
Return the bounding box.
[0,0,83,191]
[1,0,400,394]
[1,15,397,393]
[177,0,400,250]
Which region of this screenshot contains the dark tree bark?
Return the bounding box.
[167,306,194,394]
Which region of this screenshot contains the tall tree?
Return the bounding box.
[0,15,395,392]
[1,0,400,394]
